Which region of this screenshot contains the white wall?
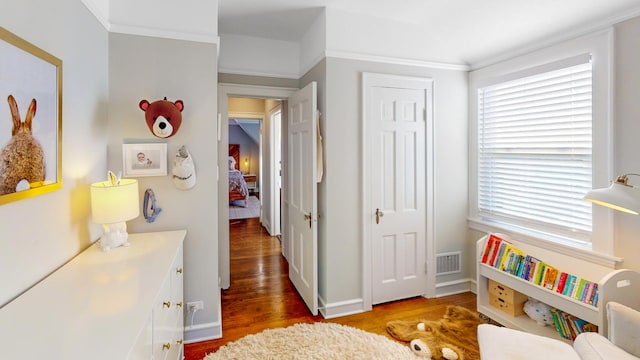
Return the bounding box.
[108,33,219,341]
[300,9,327,76]
[108,0,218,43]
[219,34,301,79]
[325,8,467,66]
[0,0,109,306]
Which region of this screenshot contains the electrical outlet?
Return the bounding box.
[187,301,204,311]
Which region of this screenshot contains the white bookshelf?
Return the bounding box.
[476,234,640,340]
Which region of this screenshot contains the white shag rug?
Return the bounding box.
[203,322,420,360]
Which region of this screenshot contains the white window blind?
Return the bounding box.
[477,60,592,241]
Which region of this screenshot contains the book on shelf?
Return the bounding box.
[481,234,501,264]
[486,235,507,266]
[550,308,598,340]
[480,233,600,307]
[556,272,569,294]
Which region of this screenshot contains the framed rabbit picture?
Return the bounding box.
[0,27,62,205]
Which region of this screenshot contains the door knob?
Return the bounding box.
[375,208,384,224]
[304,212,312,229]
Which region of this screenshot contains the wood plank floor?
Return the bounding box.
[184,218,477,360]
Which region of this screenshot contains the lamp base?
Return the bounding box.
[99,222,130,252]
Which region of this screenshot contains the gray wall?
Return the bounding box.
[613,17,640,272]
[0,0,109,306]
[108,33,219,339]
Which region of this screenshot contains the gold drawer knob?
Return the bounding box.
[163,343,171,351]
[176,339,183,345]
[176,268,183,274]
[163,301,171,308]
[176,301,183,308]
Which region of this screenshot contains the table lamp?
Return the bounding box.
[584,174,640,215]
[90,173,140,251]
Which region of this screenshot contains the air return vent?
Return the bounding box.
[436,251,461,275]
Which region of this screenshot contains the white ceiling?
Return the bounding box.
[219,0,640,65]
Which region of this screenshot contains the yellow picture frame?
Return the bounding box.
[0,27,62,205]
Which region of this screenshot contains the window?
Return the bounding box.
[476,58,593,244]
[469,29,614,263]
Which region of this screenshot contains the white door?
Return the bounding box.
[366,75,433,305]
[285,82,318,315]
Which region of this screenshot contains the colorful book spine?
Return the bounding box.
[536,261,546,284]
[493,242,508,268]
[582,282,595,304]
[563,275,577,296]
[550,309,598,340]
[497,244,513,271]
[543,267,559,290]
[488,237,504,266]
[556,272,569,294]
[570,278,584,299]
[591,287,599,307]
[481,234,500,264]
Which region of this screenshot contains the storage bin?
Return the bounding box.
[489,279,528,304]
[488,279,527,316]
[489,294,525,316]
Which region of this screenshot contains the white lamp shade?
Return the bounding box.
[584,182,640,215]
[90,179,140,224]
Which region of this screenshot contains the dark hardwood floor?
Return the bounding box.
[184,218,477,360]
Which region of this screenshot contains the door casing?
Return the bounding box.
[361,72,436,310]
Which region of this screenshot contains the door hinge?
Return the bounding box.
[424,262,428,274]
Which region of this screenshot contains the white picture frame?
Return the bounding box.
[122,143,167,177]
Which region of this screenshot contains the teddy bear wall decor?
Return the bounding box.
[139,97,184,138]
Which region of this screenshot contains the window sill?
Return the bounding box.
[467,217,622,269]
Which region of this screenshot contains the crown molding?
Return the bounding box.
[218,67,300,80]
[108,23,219,44]
[325,50,470,71]
[81,0,219,45]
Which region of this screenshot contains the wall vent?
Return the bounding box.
[436,251,461,275]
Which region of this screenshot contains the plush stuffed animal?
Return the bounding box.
[139,97,184,138]
[523,298,554,326]
[386,305,484,360]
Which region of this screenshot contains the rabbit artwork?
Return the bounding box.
[0,95,45,195]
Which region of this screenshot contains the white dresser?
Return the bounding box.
[0,230,186,360]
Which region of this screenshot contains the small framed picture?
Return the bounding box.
[122,143,167,177]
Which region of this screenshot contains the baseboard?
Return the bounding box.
[435,278,477,297]
[184,321,222,344]
[184,298,223,343]
[318,296,365,319]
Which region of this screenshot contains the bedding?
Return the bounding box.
[229,169,249,206]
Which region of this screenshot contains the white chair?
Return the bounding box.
[478,302,640,359]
